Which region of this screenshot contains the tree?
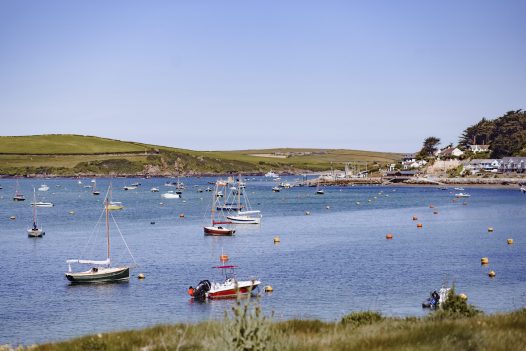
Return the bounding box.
[417,137,440,159]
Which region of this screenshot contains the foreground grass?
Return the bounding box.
[6,309,525,351]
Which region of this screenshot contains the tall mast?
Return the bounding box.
[211,182,217,225]
[106,193,110,262]
[33,187,37,226]
[237,174,241,212]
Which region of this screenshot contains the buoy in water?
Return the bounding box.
[179,213,185,218]
[264,285,273,292]
[412,216,418,221]
[305,211,310,215]
[273,236,281,243]
[9,216,16,220]
[507,238,514,245]
[386,233,393,240]
[429,205,434,208]
[325,206,330,209]
[138,273,145,279]
[433,211,438,215]
[488,270,496,278]
[150,221,155,225]
[417,223,423,228]
[220,254,229,262]
[488,227,494,232]
[481,257,489,265]
[68,211,75,215]
[356,202,360,205]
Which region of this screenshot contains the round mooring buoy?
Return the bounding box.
[417,223,423,228]
[264,285,273,292]
[488,270,496,278]
[481,257,489,265]
[386,233,393,240]
[273,236,281,243]
[488,227,494,232]
[507,238,514,245]
[138,273,145,279]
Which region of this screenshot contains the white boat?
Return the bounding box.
[150,187,160,192]
[204,181,235,236]
[106,201,124,211]
[38,184,49,192]
[27,188,45,237]
[31,201,54,207]
[225,176,262,224]
[315,179,324,195]
[455,193,471,198]
[265,171,279,178]
[123,185,137,191]
[92,180,100,195]
[13,179,25,201]
[190,265,260,300]
[520,187,526,194]
[65,187,136,283]
[272,186,280,192]
[454,187,464,191]
[161,191,180,199]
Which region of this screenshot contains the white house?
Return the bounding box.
[437,147,464,159]
[469,145,490,153]
[464,159,501,174]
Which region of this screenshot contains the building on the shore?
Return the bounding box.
[436,146,464,159]
[463,159,501,174]
[469,144,490,153]
[499,157,526,173]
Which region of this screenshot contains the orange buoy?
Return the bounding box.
[417,223,423,228]
[481,257,489,265]
[220,254,229,262]
[412,216,418,221]
[386,233,393,240]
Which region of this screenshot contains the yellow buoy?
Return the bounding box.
[273,236,281,243]
[264,285,273,292]
[488,270,496,278]
[481,257,489,265]
[459,293,468,301]
[138,273,145,279]
[488,227,494,232]
[179,213,185,218]
[507,238,514,245]
[417,223,423,228]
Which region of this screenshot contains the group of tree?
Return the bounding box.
[417,110,525,159]
[459,109,526,158]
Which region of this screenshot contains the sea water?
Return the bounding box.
[0,177,525,344]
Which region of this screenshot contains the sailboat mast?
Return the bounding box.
[106,195,110,262]
[33,187,37,226]
[237,174,241,212]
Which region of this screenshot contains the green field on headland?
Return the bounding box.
[0,135,402,176]
[9,308,526,351]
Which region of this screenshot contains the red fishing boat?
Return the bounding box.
[189,265,261,300]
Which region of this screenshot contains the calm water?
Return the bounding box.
[0,177,525,344]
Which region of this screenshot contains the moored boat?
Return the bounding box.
[27,188,45,237]
[38,184,49,192]
[189,265,261,300]
[455,193,471,198]
[161,191,180,199]
[31,201,54,207]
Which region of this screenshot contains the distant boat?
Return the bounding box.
[161,191,180,199]
[27,188,45,237]
[150,187,160,192]
[38,184,49,192]
[204,182,235,236]
[454,187,464,191]
[106,201,124,211]
[265,171,279,178]
[65,187,135,283]
[272,186,280,192]
[315,179,325,195]
[455,193,471,198]
[92,180,100,195]
[13,179,25,201]
[520,187,526,194]
[131,182,140,187]
[31,201,54,208]
[123,185,137,191]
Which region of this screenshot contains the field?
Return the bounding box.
[0,135,403,176]
[8,308,526,351]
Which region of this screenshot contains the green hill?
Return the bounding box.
[0,134,402,176]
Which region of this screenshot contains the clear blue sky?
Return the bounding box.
[0,1,524,152]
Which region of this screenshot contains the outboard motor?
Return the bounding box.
[193,280,211,301]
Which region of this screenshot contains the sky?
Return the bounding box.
[0,1,524,152]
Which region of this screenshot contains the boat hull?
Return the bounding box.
[65,267,130,283]
[27,229,44,237]
[207,281,261,299]
[204,226,235,236]
[226,216,261,224]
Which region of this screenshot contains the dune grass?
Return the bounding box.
[5,308,525,351]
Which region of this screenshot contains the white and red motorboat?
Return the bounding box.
[189,265,261,300]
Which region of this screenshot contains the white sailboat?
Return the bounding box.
[226,176,262,224]
[27,188,45,237]
[92,179,100,195]
[315,179,325,195]
[65,187,136,283]
[13,179,25,201]
[38,184,49,192]
[204,181,236,236]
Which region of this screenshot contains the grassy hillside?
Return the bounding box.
[0,135,403,176]
[10,308,526,351]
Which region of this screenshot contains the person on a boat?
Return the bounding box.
[32,222,37,230]
[431,290,440,307]
[188,286,194,297]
